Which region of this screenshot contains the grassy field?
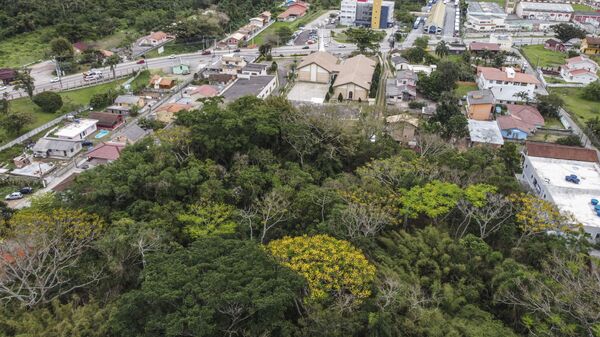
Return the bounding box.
[144,40,207,58]
[252,9,327,46]
[332,32,349,43]
[0,29,51,68]
[2,79,126,145]
[571,3,596,11]
[455,82,478,97]
[93,30,138,50]
[550,87,599,122]
[521,45,566,68]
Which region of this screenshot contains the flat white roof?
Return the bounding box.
[529,156,600,229]
[468,119,504,145]
[55,119,98,139]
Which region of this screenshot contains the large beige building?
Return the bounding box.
[295,52,377,101]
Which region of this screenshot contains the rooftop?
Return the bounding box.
[222,75,276,101]
[298,51,340,73]
[469,42,501,52]
[86,142,126,161]
[55,119,98,139]
[518,2,573,12]
[396,70,418,81]
[33,137,80,152]
[477,66,540,84]
[243,63,268,72]
[467,119,504,145]
[467,89,494,105]
[114,95,141,105]
[467,1,505,14]
[333,54,376,90]
[525,141,598,162]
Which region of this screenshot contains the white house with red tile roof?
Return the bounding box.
[277,2,309,21]
[560,55,599,84]
[476,66,540,103]
[139,31,171,46]
[496,104,545,140]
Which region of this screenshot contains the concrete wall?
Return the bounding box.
[297,64,331,83]
[333,83,368,101]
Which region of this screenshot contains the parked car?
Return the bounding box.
[201,50,211,55]
[50,77,60,83]
[136,59,146,64]
[20,187,33,194]
[82,140,93,147]
[302,46,310,49]
[338,44,346,48]
[5,192,23,200]
[168,54,176,59]
[233,48,241,52]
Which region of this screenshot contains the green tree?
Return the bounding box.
[400,180,463,223]
[345,27,385,53]
[435,40,449,58]
[0,111,35,135]
[414,36,429,49]
[552,23,587,42]
[582,80,600,101]
[49,37,74,60]
[402,47,425,63]
[105,54,121,79]
[555,134,583,147]
[177,201,238,240]
[32,91,63,113]
[14,70,36,99]
[536,92,564,117]
[276,26,293,45]
[498,142,522,174]
[109,238,305,337]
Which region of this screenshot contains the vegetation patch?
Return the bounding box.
[521,45,566,68]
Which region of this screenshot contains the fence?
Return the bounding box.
[0,106,89,152]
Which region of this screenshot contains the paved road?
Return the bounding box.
[443,3,456,38]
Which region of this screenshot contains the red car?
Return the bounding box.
[201,50,211,55]
[136,59,146,64]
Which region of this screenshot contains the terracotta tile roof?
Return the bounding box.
[506,104,545,126]
[278,3,308,18]
[157,103,193,113]
[569,68,597,76]
[150,31,168,40]
[298,51,340,73]
[497,115,535,133]
[477,66,540,84]
[469,42,501,51]
[333,54,377,90]
[525,141,599,163]
[86,142,126,161]
[89,111,123,128]
[585,36,600,45]
[190,85,219,97]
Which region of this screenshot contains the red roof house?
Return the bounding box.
[278,3,309,21]
[469,42,501,53]
[0,68,16,85]
[86,142,126,163]
[525,141,599,163]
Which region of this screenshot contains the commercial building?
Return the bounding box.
[222,75,277,102]
[339,0,395,28]
[515,2,574,22]
[521,142,600,240]
[466,1,507,31]
[573,11,600,25]
[476,66,540,103]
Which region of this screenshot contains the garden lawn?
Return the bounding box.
[572,3,595,11]
[333,32,349,43]
[521,45,566,68]
[252,10,327,46]
[550,87,599,122]
[0,29,51,68]
[455,82,478,97]
[3,79,126,144]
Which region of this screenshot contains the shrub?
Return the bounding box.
[32,92,63,113]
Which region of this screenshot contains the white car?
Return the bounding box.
[0,86,6,91]
[169,54,176,59]
[338,44,346,48]
[50,77,60,83]
[5,192,23,200]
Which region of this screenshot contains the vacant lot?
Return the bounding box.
[550,87,599,122]
[455,82,478,97]
[521,45,566,68]
[252,10,327,46]
[0,29,51,68]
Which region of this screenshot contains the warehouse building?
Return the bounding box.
[466,2,507,31]
[515,2,574,22]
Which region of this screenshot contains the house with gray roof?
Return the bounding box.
[33,137,83,159]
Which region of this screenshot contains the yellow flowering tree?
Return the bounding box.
[266,234,376,304]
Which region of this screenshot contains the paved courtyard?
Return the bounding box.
[287,82,330,104]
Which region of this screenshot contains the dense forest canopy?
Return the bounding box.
[0,95,597,336]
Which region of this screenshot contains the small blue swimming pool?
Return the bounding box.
[95,130,110,139]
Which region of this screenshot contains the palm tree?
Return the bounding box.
[435,41,449,58]
[105,54,121,79]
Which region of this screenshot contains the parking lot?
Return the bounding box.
[294,29,318,46]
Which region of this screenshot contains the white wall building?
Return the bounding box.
[340,0,358,26]
[515,2,574,22]
[339,0,395,27]
[522,142,600,241]
[54,119,98,140]
[476,67,540,103]
[466,1,507,31]
[560,55,599,84]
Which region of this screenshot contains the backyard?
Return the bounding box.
[550,87,599,122]
[252,10,327,46]
[2,79,127,145]
[520,45,566,68]
[455,82,478,97]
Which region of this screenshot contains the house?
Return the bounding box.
[238,24,261,36]
[332,55,376,101]
[521,141,600,240]
[221,54,248,75]
[149,75,176,89]
[572,11,600,25]
[386,70,417,102]
[390,55,410,71]
[0,68,16,85]
[106,105,132,115]
[33,137,82,159]
[86,142,126,164]
[250,17,265,27]
[476,66,540,103]
[115,124,150,144]
[277,2,309,21]
[469,42,501,54]
[496,104,544,140]
[73,42,89,54]
[545,38,566,52]
[581,36,600,55]
[466,89,494,121]
[408,64,437,75]
[208,73,236,85]
[54,119,98,140]
[386,114,419,144]
[467,119,504,147]
[156,103,194,123]
[489,34,513,51]
[172,64,190,75]
[564,38,582,50]
[139,31,170,46]
[184,85,219,100]
[560,55,599,84]
[515,2,573,22]
[259,11,272,23]
[114,95,145,108]
[100,49,114,58]
[297,51,340,83]
[226,32,248,46]
[222,75,278,102]
[241,63,268,77]
[89,111,124,129]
